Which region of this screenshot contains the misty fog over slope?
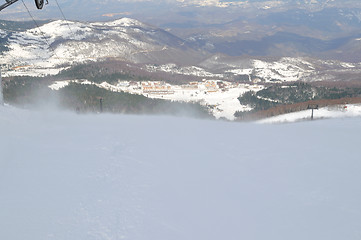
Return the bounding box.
[1,106,361,240]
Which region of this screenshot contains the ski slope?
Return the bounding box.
[1,106,361,240]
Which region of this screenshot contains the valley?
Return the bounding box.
[1,6,361,121]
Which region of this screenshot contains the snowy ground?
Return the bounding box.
[143,84,259,120]
[1,106,361,240]
[259,104,361,123]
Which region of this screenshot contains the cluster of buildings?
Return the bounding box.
[141,82,174,95]
[120,80,239,96]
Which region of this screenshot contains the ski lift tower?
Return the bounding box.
[0,68,3,105]
[307,104,319,120]
[1,0,46,11]
[0,0,19,11]
[0,0,47,105]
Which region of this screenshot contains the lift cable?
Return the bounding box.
[54,0,73,34]
[21,0,61,60]
[0,0,19,12]
[54,0,83,54]
[54,0,104,113]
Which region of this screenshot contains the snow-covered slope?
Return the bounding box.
[2,19,360,83]
[0,18,202,77]
[199,54,361,83]
[1,106,361,240]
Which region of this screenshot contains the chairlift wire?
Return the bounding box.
[11,0,89,76]
[21,0,61,60]
[54,0,105,113]
[54,0,73,34]
[18,0,88,83]
[54,0,83,55]
[3,0,103,111]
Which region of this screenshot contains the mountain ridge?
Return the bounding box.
[0,18,209,76]
[1,17,361,120]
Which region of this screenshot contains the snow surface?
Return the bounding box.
[1,106,361,240]
[48,80,70,90]
[99,18,145,27]
[252,58,314,82]
[145,84,257,120]
[0,18,158,77]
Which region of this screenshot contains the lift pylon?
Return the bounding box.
[0,68,3,105]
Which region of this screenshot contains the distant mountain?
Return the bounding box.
[2,0,361,63]
[179,7,361,62]
[1,18,361,84]
[2,17,361,121]
[202,32,361,62]
[0,18,207,76]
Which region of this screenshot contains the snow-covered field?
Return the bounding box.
[1,106,361,240]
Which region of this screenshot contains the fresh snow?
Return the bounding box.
[1,106,361,240]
